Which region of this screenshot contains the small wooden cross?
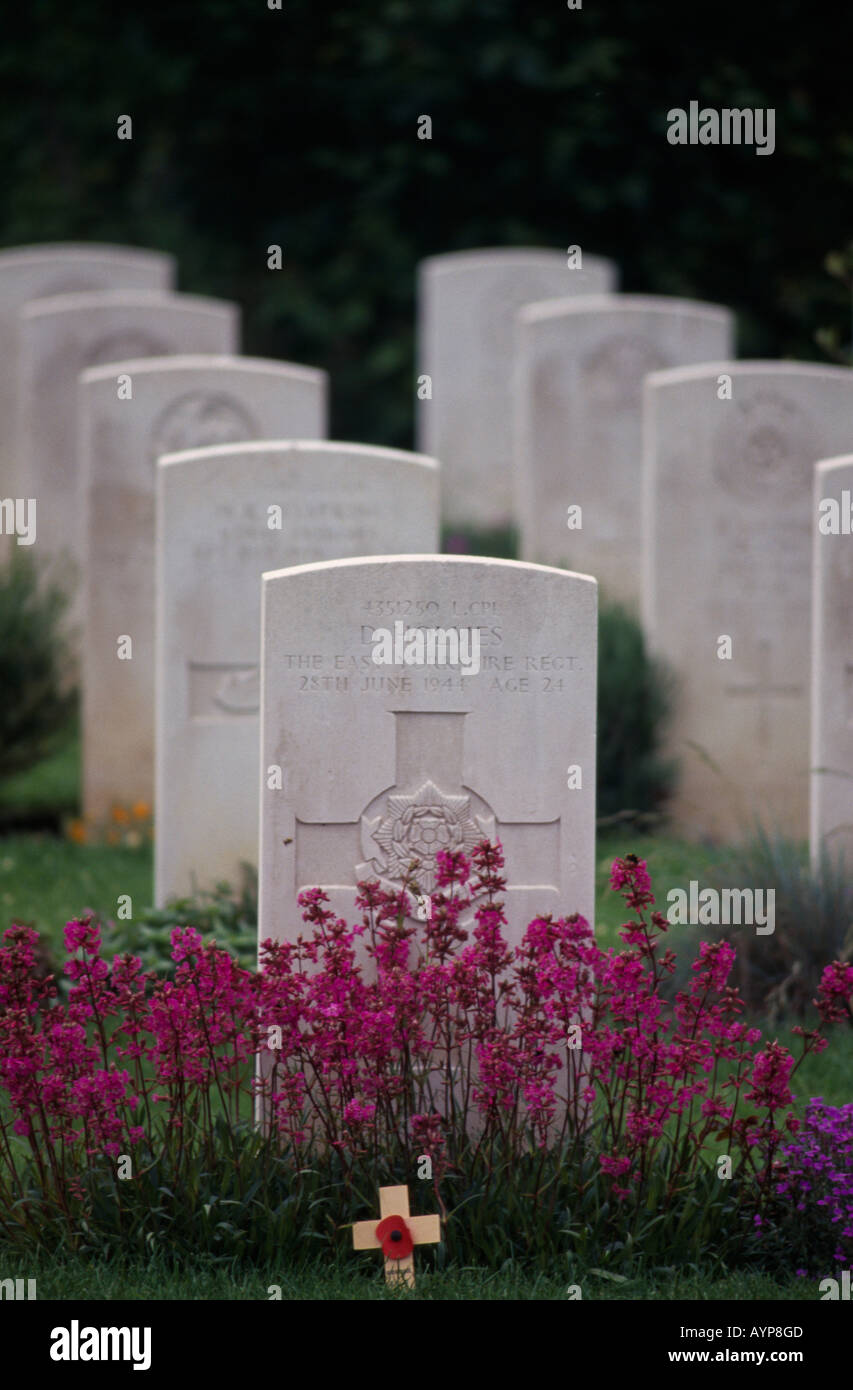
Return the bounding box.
[352,1184,441,1289]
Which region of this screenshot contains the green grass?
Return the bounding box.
[0,1251,828,1301]
[0,835,152,944]
[0,826,730,958]
[1,825,850,1302]
[0,826,846,1034]
[0,725,79,825]
[1,826,848,1128]
[789,1025,853,1107]
[595,827,727,946]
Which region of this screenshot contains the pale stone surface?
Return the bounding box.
[0,244,174,499]
[515,295,734,605]
[641,362,853,842]
[257,555,597,953]
[18,291,238,595]
[80,357,328,824]
[810,455,853,868]
[416,249,617,530]
[155,443,441,904]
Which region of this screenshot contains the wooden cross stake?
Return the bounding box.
[352,1184,441,1289]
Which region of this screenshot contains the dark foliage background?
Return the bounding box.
[1,0,850,449]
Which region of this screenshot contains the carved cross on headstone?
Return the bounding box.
[352,1184,441,1288]
[725,640,803,746]
[293,710,562,909]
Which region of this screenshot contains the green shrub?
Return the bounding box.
[0,551,76,781]
[2,4,849,452]
[113,866,258,973]
[707,827,853,1015]
[440,525,518,560]
[596,600,676,823]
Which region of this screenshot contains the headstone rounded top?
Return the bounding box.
[0,243,173,269]
[644,359,853,392]
[157,439,441,474]
[80,354,325,387]
[419,246,613,277]
[261,552,598,586]
[815,453,853,477]
[642,353,853,843]
[257,549,597,948]
[519,293,733,327]
[155,433,439,906]
[20,289,236,320]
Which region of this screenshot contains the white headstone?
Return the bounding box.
[642,362,853,841]
[156,442,441,905]
[417,248,617,530]
[80,356,328,824]
[258,555,597,953]
[0,244,174,498]
[810,455,853,868]
[18,290,239,590]
[515,295,735,604]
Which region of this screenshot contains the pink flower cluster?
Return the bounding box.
[815,960,853,1025]
[1,846,848,1225]
[0,923,143,1166]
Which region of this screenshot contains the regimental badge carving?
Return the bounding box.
[188,662,259,718]
[88,333,168,367]
[580,334,668,411]
[151,392,257,461]
[213,665,260,713]
[713,390,814,504]
[358,779,495,893]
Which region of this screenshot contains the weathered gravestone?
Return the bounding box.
[257,555,597,953]
[0,244,174,500]
[810,455,853,868]
[18,290,239,595]
[80,356,328,824]
[155,442,441,905]
[416,249,617,531]
[515,295,735,605]
[642,362,853,841]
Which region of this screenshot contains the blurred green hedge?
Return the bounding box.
[1,0,850,449]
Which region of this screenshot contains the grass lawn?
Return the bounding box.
[595,826,726,944]
[0,725,79,828]
[0,822,742,957]
[2,818,850,1118]
[0,720,794,957]
[0,835,152,944]
[1,741,850,1301]
[2,819,851,1107]
[0,1253,826,1300]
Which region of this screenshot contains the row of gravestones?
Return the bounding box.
[420,249,853,862]
[0,242,850,952]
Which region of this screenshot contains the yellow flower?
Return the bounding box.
[132,800,151,821]
[68,819,87,845]
[111,805,130,826]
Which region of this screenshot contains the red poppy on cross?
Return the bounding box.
[352,1184,441,1288]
